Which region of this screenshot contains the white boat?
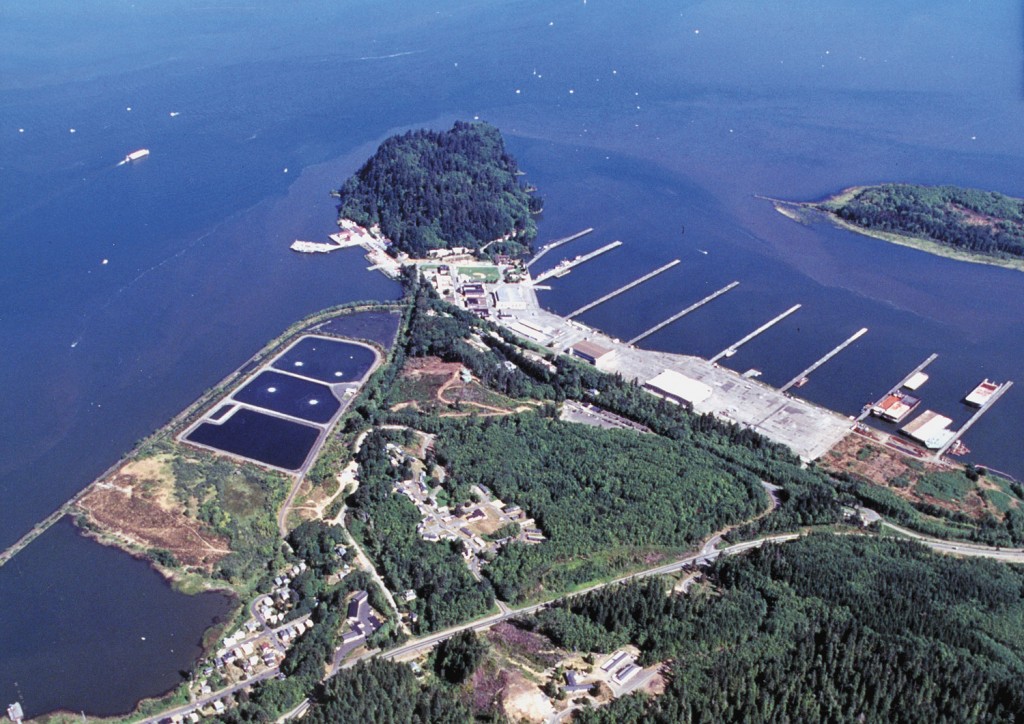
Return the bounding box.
[123,148,150,163]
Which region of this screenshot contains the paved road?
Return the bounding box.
[375,533,800,664]
[137,668,280,724]
[880,520,1024,562]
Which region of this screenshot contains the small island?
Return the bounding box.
[775,183,1024,271]
[335,121,543,259]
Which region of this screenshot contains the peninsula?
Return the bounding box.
[335,121,543,259]
[9,126,1024,723]
[775,183,1024,271]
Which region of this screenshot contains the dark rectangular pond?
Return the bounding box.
[209,404,234,421]
[232,370,339,423]
[186,408,319,471]
[316,311,402,350]
[272,335,378,384]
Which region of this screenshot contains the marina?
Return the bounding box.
[627,281,740,345]
[565,259,680,319]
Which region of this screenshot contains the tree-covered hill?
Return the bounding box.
[821,183,1024,260]
[336,121,542,258]
[564,535,1024,723]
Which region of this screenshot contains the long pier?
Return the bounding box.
[856,353,939,423]
[566,260,680,319]
[628,281,740,345]
[780,327,869,393]
[709,304,802,364]
[532,240,622,284]
[0,489,90,569]
[526,228,594,268]
[933,380,1015,459]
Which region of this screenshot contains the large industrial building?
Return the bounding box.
[643,369,713,407]
[901,410,955,449]
[570,339,614,366]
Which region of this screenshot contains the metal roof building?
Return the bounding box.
[644,369,713,406]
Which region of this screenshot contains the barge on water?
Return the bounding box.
[871,391,921,423]
[964,379,1001,407]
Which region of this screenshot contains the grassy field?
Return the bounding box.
[458,265,500,282]
[915,470,976,504]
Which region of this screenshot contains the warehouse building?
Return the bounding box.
[644,369,713,407]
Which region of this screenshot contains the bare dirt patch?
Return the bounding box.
[499,668,555,723]
[77,475,230,569]
[822,432,998,519]
[390,356,462,410]
[119,455,180,512]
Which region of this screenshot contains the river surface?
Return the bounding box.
[2,0,1022,716]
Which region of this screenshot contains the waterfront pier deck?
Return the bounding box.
[709,304,802,364]
[628,281,739,345]
[566,260,680,319]
[779,327,869,393]
[526,228,594,268]
[856,353,939,423]
[933,380,1014,460]
[532,240,623,283]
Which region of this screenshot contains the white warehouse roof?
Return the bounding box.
[645,369,713,405]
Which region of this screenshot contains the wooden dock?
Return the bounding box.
[532,241,622,283]
[628,281,739,345]
[566,260,680,319]
[933,380,1014,460]
[780,327,868,393]
[855,353,939,423]
[709,304,802,364]
[526,228,594,268]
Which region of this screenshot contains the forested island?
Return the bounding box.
[780,183,1024,270]
[335,121,542,258]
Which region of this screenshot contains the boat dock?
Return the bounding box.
[532,240,623,284]
[779,327,869,393]
[932,380,1014,460]
[709,304,802,364]
[856,353,939,423]
[566,260,680,319]
[628,281,740,345]
[526,228,594,268]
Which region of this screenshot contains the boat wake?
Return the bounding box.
[68,216,238,350]
[357,50,422,61]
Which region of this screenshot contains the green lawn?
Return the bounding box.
[457,265,500,283]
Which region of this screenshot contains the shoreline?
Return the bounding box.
[767,189,1024,273]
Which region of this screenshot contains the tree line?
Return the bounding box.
[827,183,1024,259]
[336,121,541,258]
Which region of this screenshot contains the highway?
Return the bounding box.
[373,532,800,664]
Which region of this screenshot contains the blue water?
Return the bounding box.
[271,337,377,384]
[317,310,403,349]
[233,371,339,423]
[186,408,319,471]
[2,0,1022,716]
